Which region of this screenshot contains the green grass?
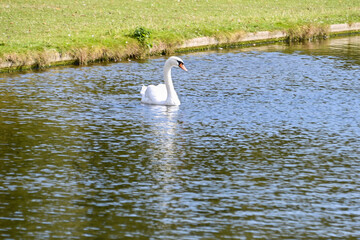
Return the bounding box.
[1,0,360,67]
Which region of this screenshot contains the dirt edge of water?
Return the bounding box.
[1,23,360,73]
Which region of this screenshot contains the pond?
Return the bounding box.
[1,36,360,239]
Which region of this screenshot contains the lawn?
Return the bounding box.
[1,0,359,67]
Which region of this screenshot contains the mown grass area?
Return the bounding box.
[1,0,360,68]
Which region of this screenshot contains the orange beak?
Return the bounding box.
[179,63,188,72]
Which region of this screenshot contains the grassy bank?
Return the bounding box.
[1,0,360,70]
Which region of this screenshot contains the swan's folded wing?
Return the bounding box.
[141,84,167,104]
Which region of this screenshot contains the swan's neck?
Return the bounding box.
[164,64,179,104]
[164,66,175,93]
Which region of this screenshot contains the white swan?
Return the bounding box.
[140,56,187,106]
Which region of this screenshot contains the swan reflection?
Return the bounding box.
[144,105,180,162]
[141,105,181,215]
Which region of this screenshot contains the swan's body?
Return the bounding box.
[141,56,187,106]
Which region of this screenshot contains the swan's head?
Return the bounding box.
[166,56,188,72]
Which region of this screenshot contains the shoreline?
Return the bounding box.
[178,23,360,50]
[1,23,360,73]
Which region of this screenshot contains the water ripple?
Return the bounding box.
[1,36,360,239]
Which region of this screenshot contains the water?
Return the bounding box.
[1,36,360,239]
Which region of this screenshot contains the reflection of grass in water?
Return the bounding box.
[1,0,360,68]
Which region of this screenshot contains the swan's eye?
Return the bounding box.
[177,60,183,66]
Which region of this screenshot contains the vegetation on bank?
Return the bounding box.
[1,0,360,70]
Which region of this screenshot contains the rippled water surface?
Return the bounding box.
[1,36,360,239]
